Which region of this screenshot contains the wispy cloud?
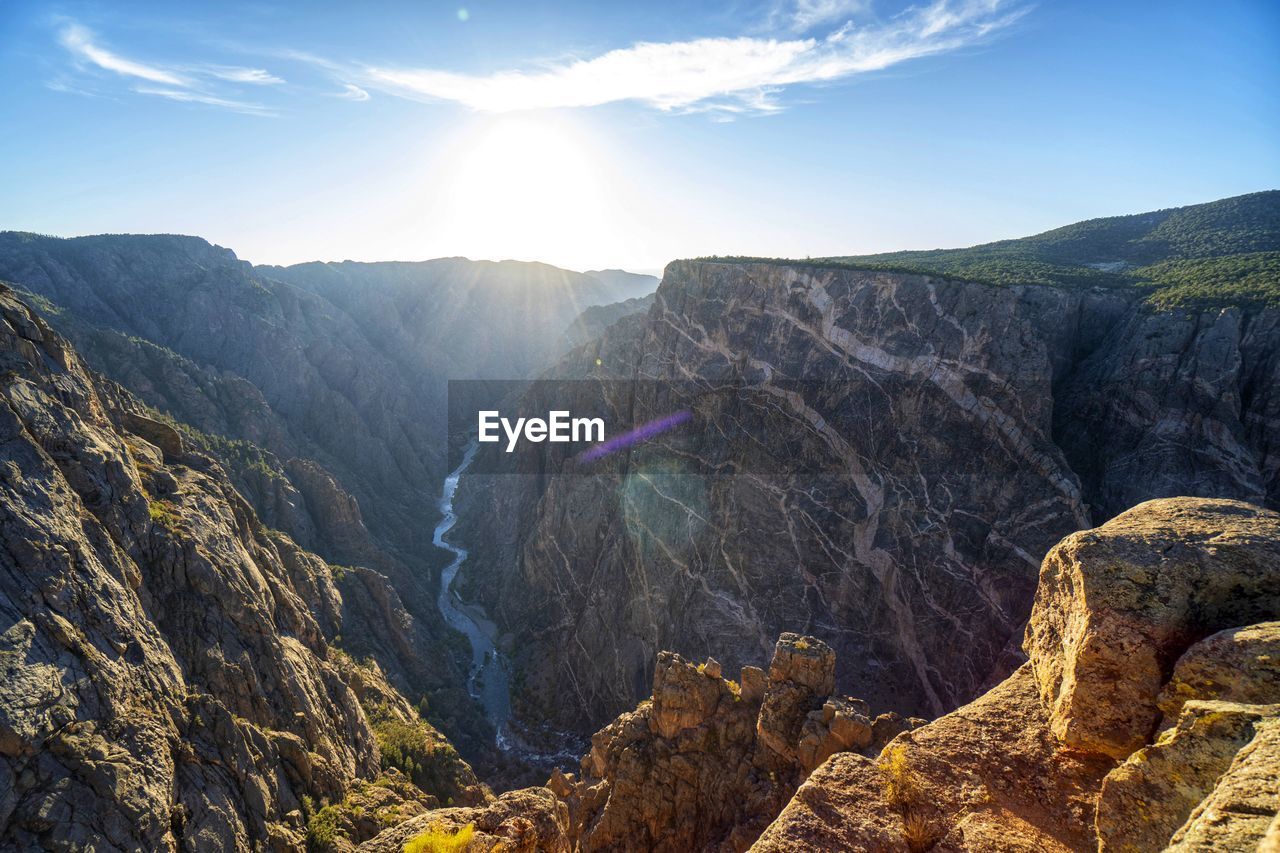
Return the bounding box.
[207,66,285,85]
[56,22,283,115]
[52,1,1025,118]
[134,87,276,116]
[59,23,187,86]
[333,83,371,101]
[789,0,870,32]
[360,0,1025,113]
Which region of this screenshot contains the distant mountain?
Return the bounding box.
[712,190,1280,309]
[263,257,613,380]
[583,268,660,302]
[558,292,656,353]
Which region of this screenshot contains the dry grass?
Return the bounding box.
[403,822,475,853]
[900,806,942,853]
[880,746,942,852]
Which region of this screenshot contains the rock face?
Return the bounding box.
[457,258,1280,739]
[0,286,484,850]
[0,233,615,769]
[753,497,1280,852]
[553,633,920,852]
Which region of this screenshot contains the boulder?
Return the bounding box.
[758,634,836,762]
[1024,497,1280,758]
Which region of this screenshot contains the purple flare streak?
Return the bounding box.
[579,409,692,463]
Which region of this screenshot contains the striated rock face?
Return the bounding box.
[457,259,1280,738]
[0,286,484,850]
[754,497,1280,852]
[553,633,920,852]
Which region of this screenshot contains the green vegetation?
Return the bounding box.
[305,804,343,851]
[880,746,941,853]
[144,406,288,482]
[701,191,1280,310]
[147,499,181,529]
[1139,252,1280,310]
[403,823,474,853]
[373,716,470,805]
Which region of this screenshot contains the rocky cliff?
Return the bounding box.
[549,633,923,851]
[0,234,618,771]
[0,284,495,850]
[753,497,1280,851]
[455,256,1280,741]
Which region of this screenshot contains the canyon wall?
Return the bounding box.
[455,261,1280,738]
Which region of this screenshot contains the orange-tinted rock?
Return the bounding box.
[1024,497,1280,759]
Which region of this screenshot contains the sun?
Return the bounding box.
[428,115,614,266]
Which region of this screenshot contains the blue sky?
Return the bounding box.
[1,0,1277,272]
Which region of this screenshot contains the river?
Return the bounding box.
[433,441,514,749]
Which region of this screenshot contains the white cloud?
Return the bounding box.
[360,0,1025,113]
[790,0,869,32]
[59,23,187,86]
[133,87,277,116]
[56,23,285,115]
[208,66,285,85]
[333,83,371,101]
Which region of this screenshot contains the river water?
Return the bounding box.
[433,441,514,748]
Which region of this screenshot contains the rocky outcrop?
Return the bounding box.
[753,497,1280,852]
[552,632,921,851]
[357,787,571,852]
[0,286,483,850]
[1025,497,1280,758]
[1097,700,1277,852]
[456,258,1280,741]
[1158,622,1280,721]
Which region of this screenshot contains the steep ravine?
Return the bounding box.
[453,260,1280,743]
[434,442,513,740]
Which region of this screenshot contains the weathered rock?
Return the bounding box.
[1158,621,1280,724]
[357,787,571,853]
[740,666,767,705]
[758,502,1280,853]
[651,650,730,739]
[755,664,1114,852]
[750,752,908,852]
[796,698,873,774]
[1096,700,1277,852]
[1024,497,1280,759]
[0,287,484,850]
[757,634,836,763]
[556,634,896,852]
[1167,717,1280,850]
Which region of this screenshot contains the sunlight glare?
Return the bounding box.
[428,115,620,267]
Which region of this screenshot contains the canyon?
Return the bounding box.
[454,243,1280,742]
[0,191,1277,850]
